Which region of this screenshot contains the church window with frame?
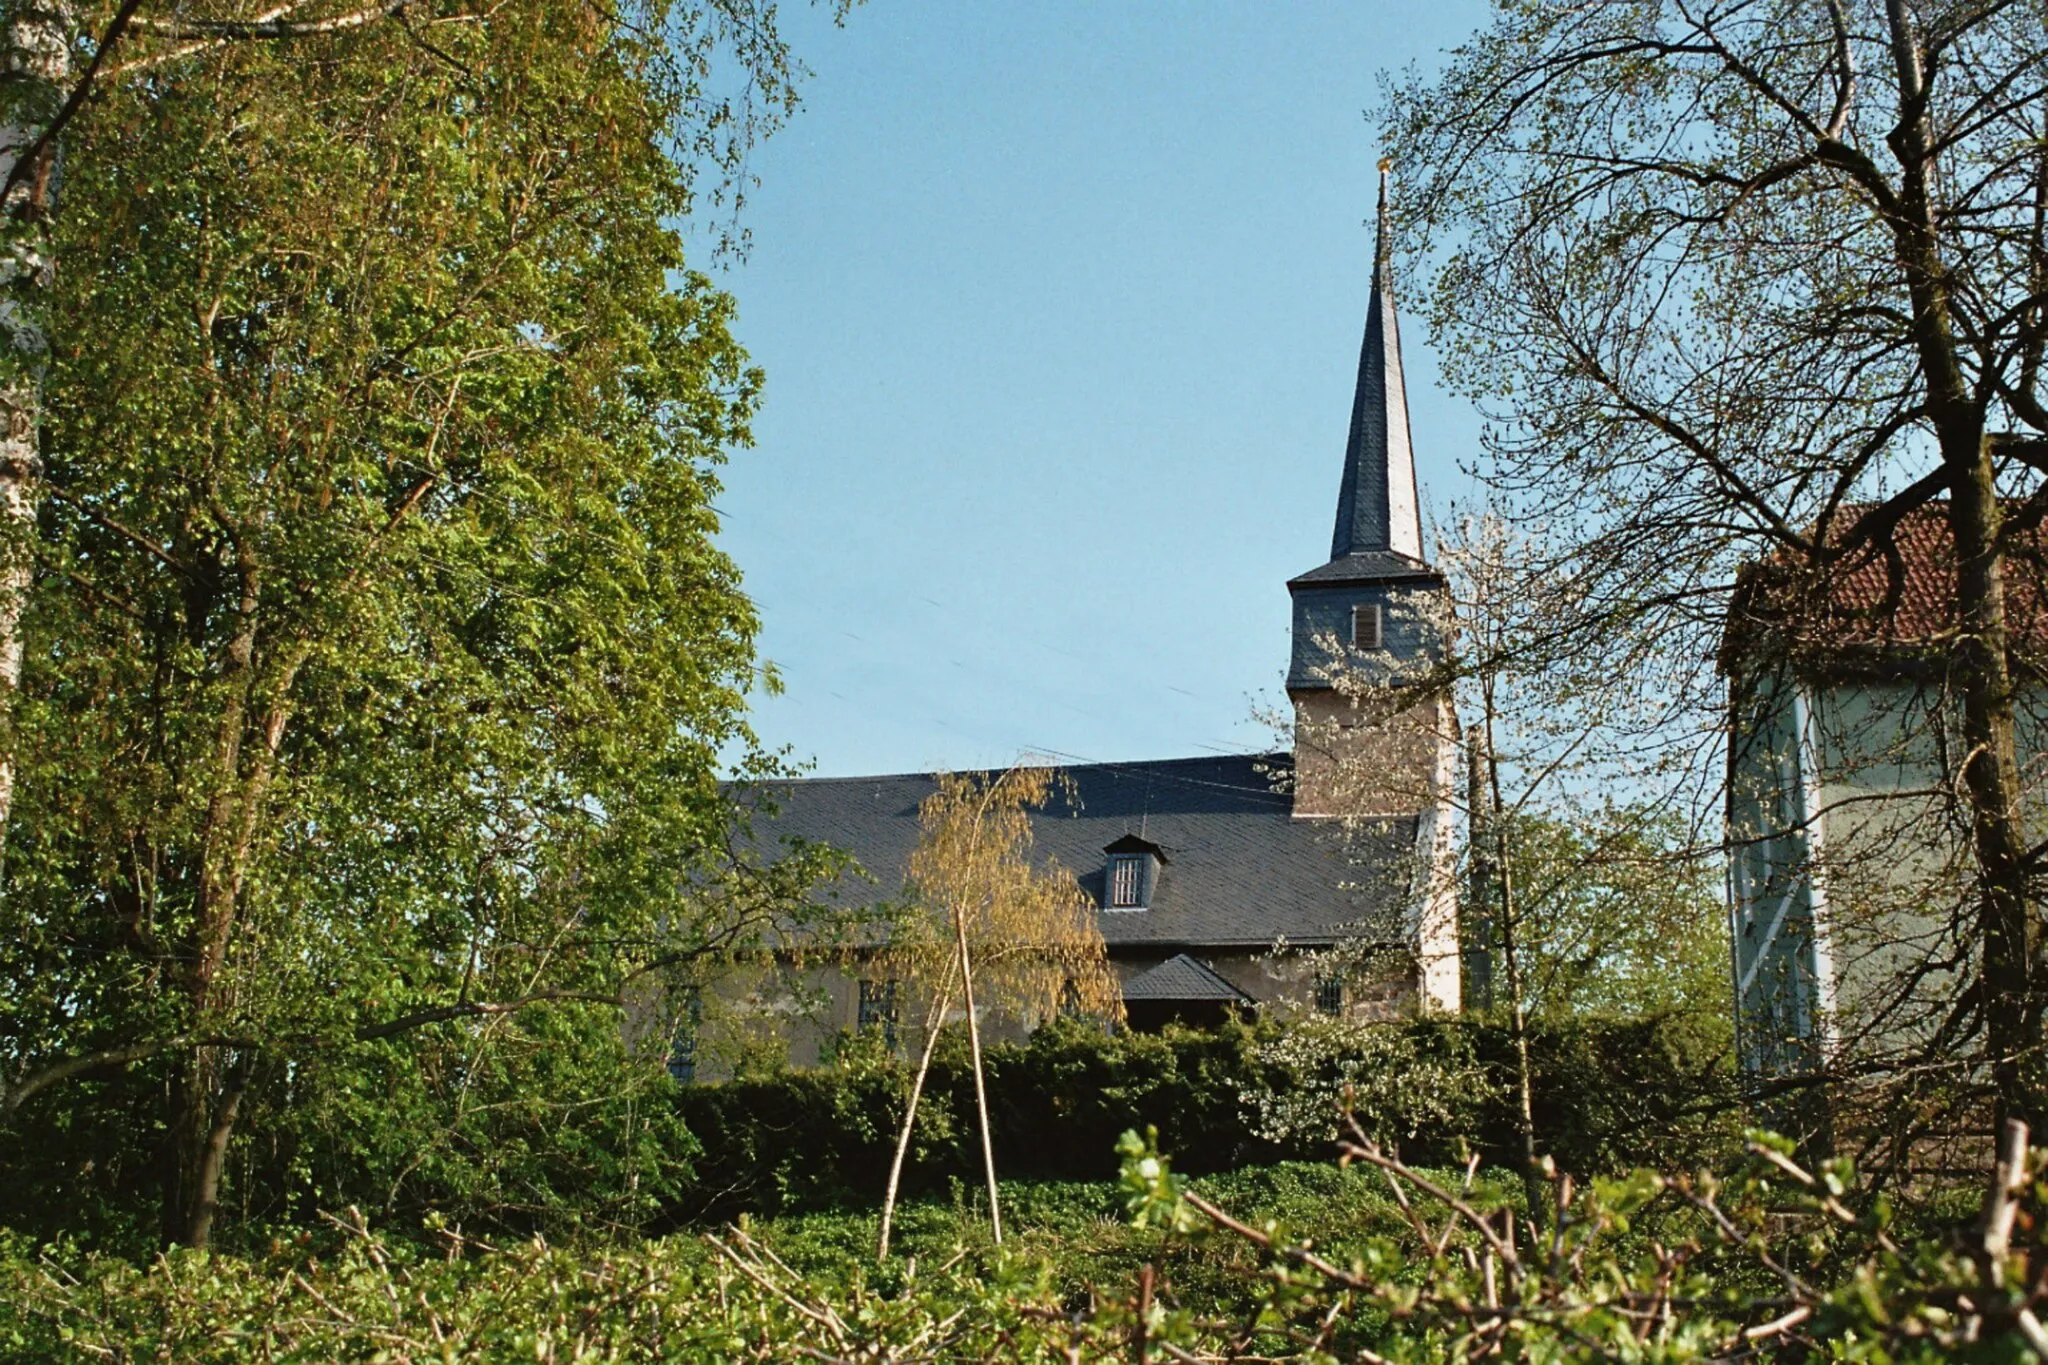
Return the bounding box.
[667,987,704,1084]
[1314,976,1345,1015]
[1108,854,1146,909]
[1352,603,1383,650]
[858,978,899,1048]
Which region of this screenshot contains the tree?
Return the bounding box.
[1487,810,1729,1022]
[1457,515,1726,1209]
[1386,0,2048,1128]
[1305,510,1729,1209]
[875,767,1122,1259]
[0,0,836,1249]
[0,0,827,856]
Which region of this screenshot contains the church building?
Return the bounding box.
[746,176,1461,1058]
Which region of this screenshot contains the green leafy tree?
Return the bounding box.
[0,0,824,851]
[1497,810,1728,1024]
[0,0,833,1249]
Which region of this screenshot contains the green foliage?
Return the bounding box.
[1465,1011,1740,1176]
[1108,1126,2048,1362]
[6,1129,2042,1361]
[1241,1014,1496,1149]
[668,1014,1740,1223]
[668,1019,1303,1222]
[979,1016,1278,1176]
[0,1162,1435,1361]
[0,0,842,1250]
[1118,1126,1195,1231]
[0,1217,1070,1362]
[1492,808,1731,1026]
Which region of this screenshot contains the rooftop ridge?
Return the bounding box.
[748,750,1292,792]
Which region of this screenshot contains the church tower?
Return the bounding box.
[1287,163,1451,819]
[1286,164,1460,1008]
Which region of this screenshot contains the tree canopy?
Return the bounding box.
[0,0,835,1250]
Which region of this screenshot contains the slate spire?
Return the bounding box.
[1330,161,1424,562]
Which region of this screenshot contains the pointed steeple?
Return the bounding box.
[1329,161,1424,563]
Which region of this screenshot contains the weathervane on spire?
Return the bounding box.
[1373,157,1395,293]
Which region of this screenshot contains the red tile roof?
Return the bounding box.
[1724,502,2048,670]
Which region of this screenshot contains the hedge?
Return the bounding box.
[664,1011,1738,1224]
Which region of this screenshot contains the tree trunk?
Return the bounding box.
[1881,0,2042,1128]
[178,1051,251,1250]
[162,601,302,1246]
[0,0,73,856]
[1948,450,2038,1127]
[1483,692,1544,1231]
[878,965,957,1261]
[952,898,1001,1245]
[1463,723,1496,1012]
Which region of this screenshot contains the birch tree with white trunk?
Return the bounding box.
[0,0,825,859]
[874,766,1123,1258]
[0,0,838,1250]
[0,0,73,846]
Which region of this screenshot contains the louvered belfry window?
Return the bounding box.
[1352,603,1383,650]
[1108,855,1144,909]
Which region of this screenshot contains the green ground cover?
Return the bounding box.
[0,1162,1449,1362]
[6,1130,2042,1361]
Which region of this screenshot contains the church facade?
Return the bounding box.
[735,181,1461,1065]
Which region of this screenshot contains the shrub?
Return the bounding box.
[4,1124,2036,1362]
[1239,1014,1497,1149]
[666,1012,1740,1222]
[1116,1121,2048,1361]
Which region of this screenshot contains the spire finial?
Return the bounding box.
[1374,158,1394,292]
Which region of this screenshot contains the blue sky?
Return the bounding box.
[709,1,1491,778]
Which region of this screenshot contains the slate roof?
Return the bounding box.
[744,753,1418,952]
[1330,164,1425,563]
[1288,551,1442,588]
[1122,953,1254,1003]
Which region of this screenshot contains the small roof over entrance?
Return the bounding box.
[1121,953,1254,1033]
[1122,953,1253,1004]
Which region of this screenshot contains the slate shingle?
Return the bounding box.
[744,753,1418,951]
[1122,953,1254,1002]
[1288,551,1441,588]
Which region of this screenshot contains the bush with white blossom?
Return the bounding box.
[1238,1015,1497,1148]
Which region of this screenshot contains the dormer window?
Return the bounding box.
[1109,855,1144,908]
[1352,603,1383,650]
[1101,834,1167,912]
